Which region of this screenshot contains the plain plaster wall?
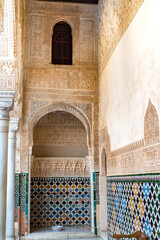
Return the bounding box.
[33,145,88,157]
[99,0,160,151]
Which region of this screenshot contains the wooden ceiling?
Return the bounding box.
[38,0,99,4]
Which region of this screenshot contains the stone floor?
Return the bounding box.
[21,225,101,239]
[30,225,91,233]
[67,239,101,240]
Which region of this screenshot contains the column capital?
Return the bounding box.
[29,146,33,156]
[9,118,19,132]
[0,91,15,111]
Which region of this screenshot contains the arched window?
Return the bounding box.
[52,21,72,65]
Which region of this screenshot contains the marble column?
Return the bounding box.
[6,118,19,239]
[89,154,94,234]
[28,146,33,235]
[0,91,14,240]
[99,175,107,232]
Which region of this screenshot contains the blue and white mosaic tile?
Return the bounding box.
[107,174,160,240]
[30,177,91,226]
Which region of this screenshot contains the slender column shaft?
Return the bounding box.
[99,175,107,231]
[6,118,19,239]
[28,147,33,235]
[89,157,94,233]
[0,91,14,240]
[0,110,10,240]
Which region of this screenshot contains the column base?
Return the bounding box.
[101,231,108,240]
[6,235,15,240]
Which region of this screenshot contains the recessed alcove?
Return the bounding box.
[30,111,91,234]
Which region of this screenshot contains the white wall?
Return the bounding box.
[99,0,160,151]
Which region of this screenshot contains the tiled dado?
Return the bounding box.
[15,173,28,236]
[93,172,100,235]
[107,174,160,240]
[15,173,20,236]
[30,177,91,227]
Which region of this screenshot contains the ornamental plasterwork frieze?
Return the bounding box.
[0,60,15,75]
[0,60,16,89]
[26,68,96,91]
[0,91,15,110]
[26,1,96,14]
[31,157,90,178]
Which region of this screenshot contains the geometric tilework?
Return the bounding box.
[15,173,20,222]
[20,173,28,236]
[14,173,28,236]
[107,174,160,240]
[30,177,91,227]
[95,172,100,205]
[93,172,100,236]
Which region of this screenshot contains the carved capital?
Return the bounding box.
[9,118,19,132]
[0,91,15,111]
[29,146,33,156]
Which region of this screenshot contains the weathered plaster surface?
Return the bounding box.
[98,0,144,75]
[99,0,160,151]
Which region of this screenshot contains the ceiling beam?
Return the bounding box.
[37,0,99,4]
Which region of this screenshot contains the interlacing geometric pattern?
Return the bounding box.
[107,174,160,240]
[31,177,91,226]
[14,173,28,236]
[15,174,20,222]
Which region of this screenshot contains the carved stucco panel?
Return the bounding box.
[26,68,96,91]
[31,157,90,177]
[31,15,44,58]
[80,19,94,62]
[0,60,16,89]
[144,99,159,146]
[30,100,49,117]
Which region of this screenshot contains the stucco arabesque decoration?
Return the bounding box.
[28,102,92,150]
[0,60,16,89]
[32,157,90,178]
[100,99,160,176]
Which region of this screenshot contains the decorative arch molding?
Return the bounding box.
[144,99,159,146]
[28,102,92,148]
[50,18,74,36]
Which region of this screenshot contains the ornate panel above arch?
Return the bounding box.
[30,100,92,125]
